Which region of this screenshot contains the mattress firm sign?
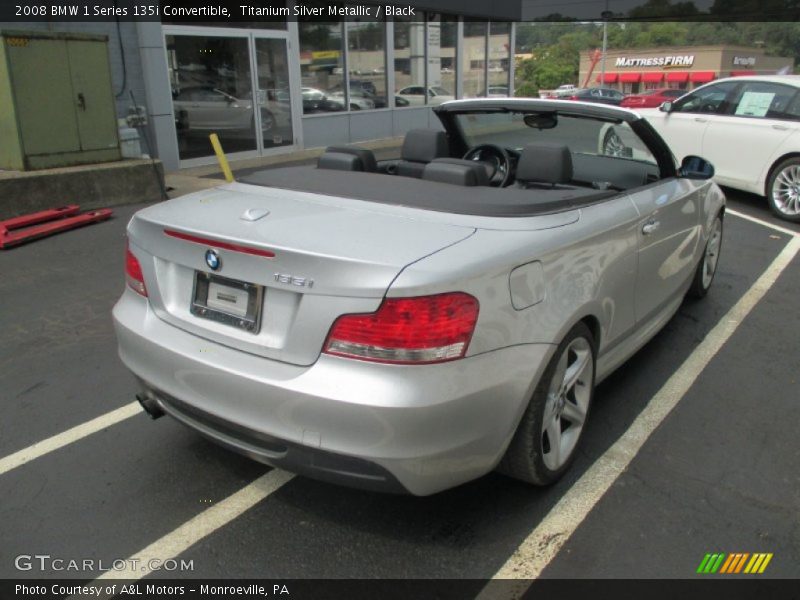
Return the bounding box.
[615,55,695,68]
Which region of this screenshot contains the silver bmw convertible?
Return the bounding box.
[113,99,725,496]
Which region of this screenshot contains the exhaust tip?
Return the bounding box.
[136,392,165,420]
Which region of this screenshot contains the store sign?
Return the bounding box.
[311,50,340,60]
[733,56,756,66]
[615,55,695,68]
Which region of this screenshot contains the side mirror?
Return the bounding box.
[678,155,715,180]
[659,101,673,113]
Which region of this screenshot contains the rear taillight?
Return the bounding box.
[125,242,147,297]
[568,95,579,100]
[323,293,479,364]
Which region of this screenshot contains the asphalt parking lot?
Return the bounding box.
[1,180,798,595]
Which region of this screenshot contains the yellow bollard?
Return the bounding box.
[209,133,234,183]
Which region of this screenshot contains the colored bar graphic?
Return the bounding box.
[703,552,774,574]
[758,554,773,573]
[710,553,725,573]
[697,554,713,573]
[718,553,735,573]
[734,553,750,573]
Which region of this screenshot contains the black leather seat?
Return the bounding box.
[324,145,378,172]
[516,143,574,189]
[396,129,449,178]
[422,158,490,186]
[317,151,366,172]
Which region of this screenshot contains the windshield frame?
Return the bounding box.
[434,100,677,179]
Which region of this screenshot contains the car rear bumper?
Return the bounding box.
[113,290,553,495]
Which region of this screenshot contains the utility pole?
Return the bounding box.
[600,1,611,87]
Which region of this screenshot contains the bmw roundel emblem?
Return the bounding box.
[205,249,221,271]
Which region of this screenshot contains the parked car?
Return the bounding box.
[326,90,375,110]
[635,75,800,221]
[396,85,455,106]
[328,80,377,97]
[553,83,578,97]
[567,87,625,105]
[172,87,288,133]
[301,87,326,101]
[115,98,724,496]
[481,85,510,98]
[620,87,686,108]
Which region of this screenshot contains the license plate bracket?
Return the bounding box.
[191,272,263,333]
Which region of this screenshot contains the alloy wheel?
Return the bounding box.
[540,337,594,471]
[702,217,722,289]
[772,164,800,217]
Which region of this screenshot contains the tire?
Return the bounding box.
[688,213,723,299]
[766,157,800,222]
[498,322,596,486]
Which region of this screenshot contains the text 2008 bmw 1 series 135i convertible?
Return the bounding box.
[113,98,725,496]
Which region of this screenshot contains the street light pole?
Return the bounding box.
[600,0,611,87]
[600,20,607,86]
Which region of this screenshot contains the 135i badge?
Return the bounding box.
[274,273,313,288]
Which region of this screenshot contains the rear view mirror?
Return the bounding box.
[659,101,673,113]
[678,155,715,180]
[523,113,558,130]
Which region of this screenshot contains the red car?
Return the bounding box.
[620,88,686,108]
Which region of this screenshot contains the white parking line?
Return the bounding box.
[477,234,800,599]
[0,402,140,476]
[69,469,295,599]
[727,208,799,237]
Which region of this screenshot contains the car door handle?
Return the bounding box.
[642,220,660,235]
[694,117,707,123]
[772,124,789,131]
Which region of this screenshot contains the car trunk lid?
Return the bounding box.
[127,185,476,366]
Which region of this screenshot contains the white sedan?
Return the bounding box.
[396,85,455,106]
[634,75,800,222]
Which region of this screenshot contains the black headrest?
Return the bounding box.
[325,145,377,172]
[317,152,363,172]
[401,129,449,163]
[423,158,490,186]
[517,143,573,185]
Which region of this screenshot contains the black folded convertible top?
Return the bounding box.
[240,166,617,218]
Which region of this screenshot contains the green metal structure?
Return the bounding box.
[0,30,121,171]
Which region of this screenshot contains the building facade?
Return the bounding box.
[579,45,794,95]
[2,4,516,171]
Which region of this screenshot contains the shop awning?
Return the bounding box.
[596,72,618,83]
[690,71,717,83]
[665,71,689,82]
[641,72,663,83]
[730,70,754,77]
[619,72,641,83]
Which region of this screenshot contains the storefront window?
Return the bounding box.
[299,22,346,114]
[167,35,256,160]
[254,38,294,149]
[393,17,422,106]
[346,20,387,109]
[426,14,457,104]
[463,21,487,98]
[488,22,511,97]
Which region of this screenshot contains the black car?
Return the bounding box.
[567,87,625,106]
